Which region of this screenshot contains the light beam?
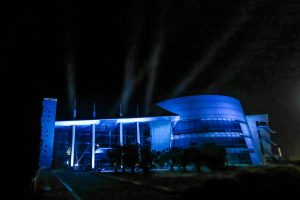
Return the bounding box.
[168,0,262,98]
[144,38,164,115]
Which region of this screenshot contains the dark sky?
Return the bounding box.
[2,0,300,194]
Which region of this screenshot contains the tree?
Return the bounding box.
[107,145,122,173]
[181,148,190,172]
[140,146,155,175]
[123,144,139,174]
[190,147,204,172]
[153,150,168,168]
[165,148,183,171]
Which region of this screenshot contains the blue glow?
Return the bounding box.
[95,147,112,154]
[50,95,275,168]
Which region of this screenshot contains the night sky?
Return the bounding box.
[2,0,300,193]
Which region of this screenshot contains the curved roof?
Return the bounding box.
[156,95,246,121]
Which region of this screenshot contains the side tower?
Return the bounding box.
[39,98,57,168]
[246,114,277,164]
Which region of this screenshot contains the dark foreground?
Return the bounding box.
[34,165,300,199]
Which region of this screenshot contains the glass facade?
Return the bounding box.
[171,119,252,164]
[53,128,72,168]
[173,119,242,134]
[52,122,151,170]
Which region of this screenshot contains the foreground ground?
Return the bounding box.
[34,165,300,199]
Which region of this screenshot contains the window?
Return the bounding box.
[173,119,242,134]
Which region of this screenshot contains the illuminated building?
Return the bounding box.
[39,95,277,169]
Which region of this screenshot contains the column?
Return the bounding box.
[91,124,95,169]
[119,122,124,171]
[137,121,141,162]
[170,121,174,148]
[109,130,112,147]
[71,125,76,167]
[136,121,141,144]
[120,122,123,146]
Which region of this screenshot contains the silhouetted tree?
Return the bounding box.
[153,150,168,168]
[154,144,226,173]
[181,143,226,172]
[165,148,183,171]
[191,147,203,172]
[140,146,155,175]
[107,145,122,173]
[181,148,190,172]
[123,144,139,174]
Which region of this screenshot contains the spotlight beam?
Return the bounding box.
[143,2,168,115]
[109,46,136,116]
[63,1,76,114]
[109,2,145,116]
[204,42,260,92]
[144,39,163,115]
[168,0,262,98]
[120,46,136,114]
[109,46,146,116]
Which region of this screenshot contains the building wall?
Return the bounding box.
[149,120,172,152]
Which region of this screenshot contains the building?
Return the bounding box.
[39,95,277,170]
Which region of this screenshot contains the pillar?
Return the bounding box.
[137,121,141,162]
[136,121,141,144]
[120,122,123,146]
[109,130,112,147]
[92,124,95,169]
[71,125,76,167]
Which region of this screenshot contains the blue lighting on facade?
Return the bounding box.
[40,95,276,169]
[39,98,57,168]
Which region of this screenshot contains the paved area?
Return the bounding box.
[34,169,76,199]
[35,169,176,199]
[34,166,300,199]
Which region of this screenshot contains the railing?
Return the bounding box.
[259,137,277,145]
[257,125,276,134]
